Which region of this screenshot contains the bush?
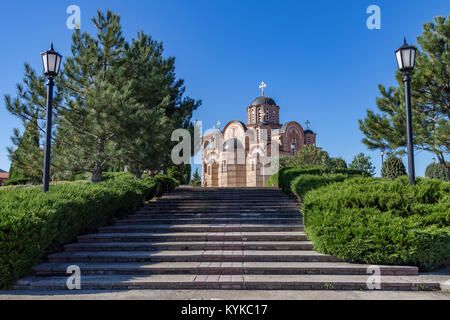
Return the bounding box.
[0,174,178,289]
[382,156,407,180]
[267,166,369,193]
[166,164,191,185]
[4,177,31,186]
[425,163,449,181]
[303,177,450,270]
[288,146,330,167]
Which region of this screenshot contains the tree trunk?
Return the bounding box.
[437,153,449,181]
[92,160,102,183]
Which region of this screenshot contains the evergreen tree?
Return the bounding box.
[4,10,200,183]
[166,164,191,185]
[359,16,449,179]
[116,32,200,177]
[190,168,201,187]
[7,113,42,183]
[328,157,347,169]
[349,153,376,176]
[288,145,329,167]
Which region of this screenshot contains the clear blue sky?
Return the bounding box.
[0,0,449,176]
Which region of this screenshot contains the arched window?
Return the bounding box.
[265,108,269,122]
[273,109,276,123]
[258,108,262,122]
[222,161,227,172]
[251,109,255,123]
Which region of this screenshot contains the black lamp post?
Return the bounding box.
[41,43,62,192]
[380,149,385,164]
[395,38,417,186]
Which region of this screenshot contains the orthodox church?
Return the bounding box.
[201,82,317,188]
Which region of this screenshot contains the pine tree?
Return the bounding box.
[190,168,201,187]
[4,10,200,183]
[349,153,376,176]
[359,15,449,179]
[116,32,200,177]
[288,145,329,167]
[7,112,42,183]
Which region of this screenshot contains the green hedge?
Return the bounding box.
[267,166,369,195]
[0,174,178,289]
[303,177,450,270]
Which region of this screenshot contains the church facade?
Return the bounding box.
[201,84,317,188]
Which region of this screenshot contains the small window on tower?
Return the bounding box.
[273,110,276,123]
[265,108,269,122]
[222,161,227,173]
[252,109,255,123]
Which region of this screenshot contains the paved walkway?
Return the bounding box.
[1,289,449,300]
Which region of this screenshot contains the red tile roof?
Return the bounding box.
[0,172,9,179]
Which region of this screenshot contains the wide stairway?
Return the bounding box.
[15,187,440,291]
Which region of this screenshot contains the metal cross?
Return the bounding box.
[259,81,267,96]
[305,120,311,129]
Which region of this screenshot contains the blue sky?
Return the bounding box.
[0,0,449,176]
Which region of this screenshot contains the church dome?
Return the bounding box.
[251,96,276,106]
[304,129,314,134]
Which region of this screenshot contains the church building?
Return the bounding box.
[201,82,317,188]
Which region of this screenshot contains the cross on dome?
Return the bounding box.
[305,120,311,130]
[259,81,267,96]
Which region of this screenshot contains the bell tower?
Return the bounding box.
[246,82,280,127]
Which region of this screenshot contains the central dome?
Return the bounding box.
[251,96,276,106]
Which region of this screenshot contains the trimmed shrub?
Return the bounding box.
[4,177,32,186]
[0,174,178,289]
[303,176,450,270]
[425,163,449,181]
[382,156,407,180]
[267,166,369,193]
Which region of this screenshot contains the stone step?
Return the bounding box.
[15,274,439,291]
[145,202,298,207]
[32,262,419,276]
[64,241,314,251]
[47,250,341,263]
[135,209,300,215]
[136,207,300,217]
[115,217,302,225]
[77,232,309,242]
[151,199,295,203]
[129,214,301,219]
[99,224,304,233]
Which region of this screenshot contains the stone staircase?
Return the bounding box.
[15,187,440,291]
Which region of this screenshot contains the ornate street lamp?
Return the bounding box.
[41,43,62,192]
[380,149,385,164]
[395,38,417,186]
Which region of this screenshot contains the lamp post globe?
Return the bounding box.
[291,142,296,156]
[380,149,385,164]
[395,38,417,186]
[41,43,62,193]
